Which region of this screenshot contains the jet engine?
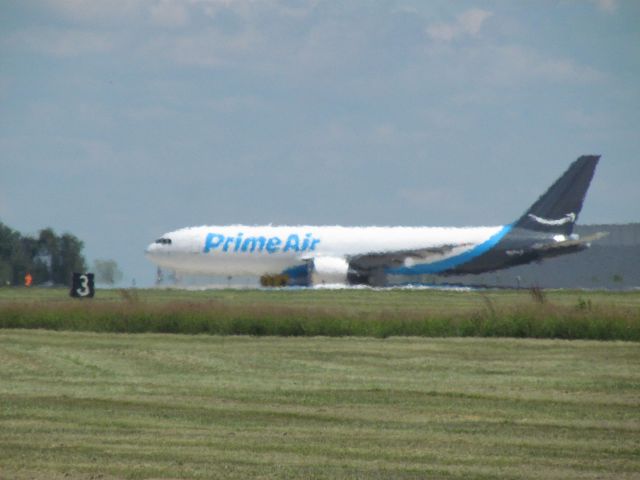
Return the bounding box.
[310,256,349,286]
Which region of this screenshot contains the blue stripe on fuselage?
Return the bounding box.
[386,224,513,275]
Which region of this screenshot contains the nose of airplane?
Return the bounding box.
[145,243,156,257]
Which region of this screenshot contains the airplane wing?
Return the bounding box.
[347,243,474,272]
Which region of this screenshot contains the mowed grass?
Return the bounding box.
[1,288,640,340]
[0,330,638,479]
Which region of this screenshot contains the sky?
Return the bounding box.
[1,0,639,286]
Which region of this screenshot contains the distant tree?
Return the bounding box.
[12,237,37,285]
[0,221,87,286]
[32,228,59,284]
[0,223,19,285]
[0,260,10,286]
[0,222,17,259]
[57,233,87,285]
[93,259,123,285]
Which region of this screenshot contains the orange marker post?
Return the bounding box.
[24,272,33,287]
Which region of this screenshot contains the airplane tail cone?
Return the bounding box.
[514,155,600,235]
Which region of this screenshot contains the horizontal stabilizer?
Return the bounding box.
[532,231,608,258]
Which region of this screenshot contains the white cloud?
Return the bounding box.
[426,8,493,42]
[458,9,493,36]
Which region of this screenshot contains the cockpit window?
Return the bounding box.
[155,238,172,245]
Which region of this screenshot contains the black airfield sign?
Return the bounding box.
[70,273,95,298]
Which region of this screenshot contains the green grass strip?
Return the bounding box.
[1,294,639,340]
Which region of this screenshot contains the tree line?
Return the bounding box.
[0,221,87,286]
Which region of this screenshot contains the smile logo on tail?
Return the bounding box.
[527,212,576,226]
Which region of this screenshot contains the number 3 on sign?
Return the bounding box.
[70,272,94,298]
[77,274,90,296]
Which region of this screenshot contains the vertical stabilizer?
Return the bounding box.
[515,155,599,235]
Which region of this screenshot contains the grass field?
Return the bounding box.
[1,289,639,478]
[1,287,640,340]
[0,330,638,479]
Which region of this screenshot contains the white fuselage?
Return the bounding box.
[145,225,504,276]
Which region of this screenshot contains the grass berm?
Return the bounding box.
[1,287,639,340]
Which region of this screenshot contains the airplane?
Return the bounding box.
[145,155,605,287]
